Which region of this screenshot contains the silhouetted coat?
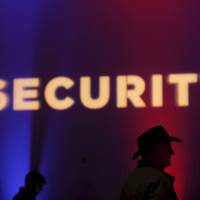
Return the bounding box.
[13,187,36,200]
[121,160,178,200]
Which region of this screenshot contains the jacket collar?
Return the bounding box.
[137,159,175,184]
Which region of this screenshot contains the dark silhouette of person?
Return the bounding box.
[13,171,46,200]
[121,125,182,200]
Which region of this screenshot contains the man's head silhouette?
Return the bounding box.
[13,171,46,200]
[132,125,182,169]
[25,171,46,195]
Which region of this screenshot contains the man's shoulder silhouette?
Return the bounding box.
[122,165,174,199]
[13,187,36,200]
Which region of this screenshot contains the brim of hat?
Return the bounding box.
[132,136,182,160]
[168,136,182,142]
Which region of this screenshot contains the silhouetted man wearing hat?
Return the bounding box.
[121,125,181,200]
[13,171,46,200]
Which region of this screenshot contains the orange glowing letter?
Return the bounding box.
[13,78,40,110]
[45,76,75,110]
[0,79,9,110]
[116,75,146,108]
[151,74,163,107]
[80,76,110,109]
[168,73,198,106]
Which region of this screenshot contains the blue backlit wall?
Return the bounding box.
[0,0,38,199]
